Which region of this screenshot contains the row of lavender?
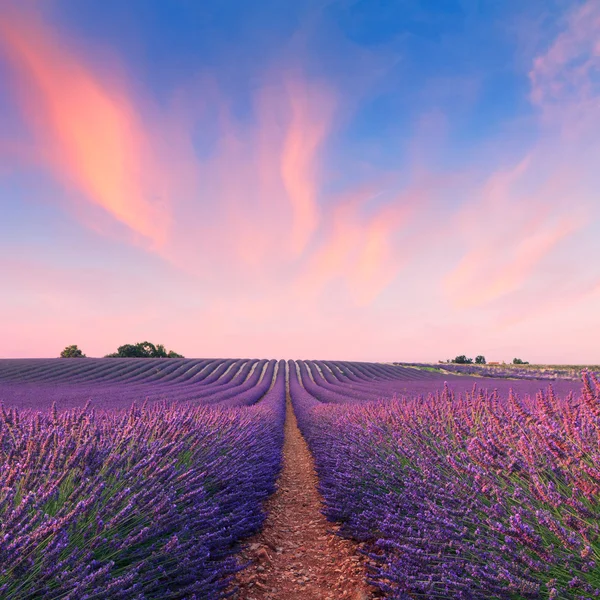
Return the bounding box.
[0,360,286,599]
[291,360,600,599]
[0,358,276,410]
[304,360,583,400]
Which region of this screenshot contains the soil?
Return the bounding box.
[234,396,377,600]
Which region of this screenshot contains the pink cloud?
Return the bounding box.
[0,7,409,318]
[2,1,600,363]
[528,0,600,147]
[529,1,600,111]
[295,185,417,306]
[0,8,171,248]
[165,74,336,276]
[495,275,600,329]
[444,211,582,309]
[443,1,600,313]
[0,8,339,280]
[280,77,336,257]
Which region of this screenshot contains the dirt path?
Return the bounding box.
[234,395,376,600]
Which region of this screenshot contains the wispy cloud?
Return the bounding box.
[0,7,410,310]
[444,209,581,309]
[0,8,171,248]
[443,0,600,312]
[0,8,339,278]
[2,1,600,362]
[529,0,600,116]
[295,185,417,305]
[280,77,335,256]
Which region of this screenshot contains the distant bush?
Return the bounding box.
[60,345,86,358]
[105,341,184,358]
[475,355,486,364]
[452,355,473,364]
[512,358,530,365]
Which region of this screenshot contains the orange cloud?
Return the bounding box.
[0,8,170,248]
[0,6,400,307]
[0,9,337,273]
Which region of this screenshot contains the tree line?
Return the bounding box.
[60,342,184,358]
[446,355,529,365]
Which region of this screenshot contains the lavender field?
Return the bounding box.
[0,358,597,598]
[290,362,600,599]
[0,358,286,599]
[3,0,599,597]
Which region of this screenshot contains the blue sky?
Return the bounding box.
[1,0,598,361]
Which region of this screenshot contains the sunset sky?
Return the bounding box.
[1,0,599,362]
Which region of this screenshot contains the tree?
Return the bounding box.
[452,355,473,364]
[155,344,168,357]
[104,341,184,358]
[512,358,529,365]
[475,355,486,364]
[60,345,86,358]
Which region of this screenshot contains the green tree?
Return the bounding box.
[452,355,473,364]
[475,355,486,364]
[155,344,168,357]
[60,345,86,358]
[104,341,184,358]
[512,358,529,365]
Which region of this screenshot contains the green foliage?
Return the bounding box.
[104,341,184,358]
[452,355,473,364]
[60,345,86,358]
[475,355,486,364]
[512,357,530,365]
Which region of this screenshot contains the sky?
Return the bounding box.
[1,0,599,362]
